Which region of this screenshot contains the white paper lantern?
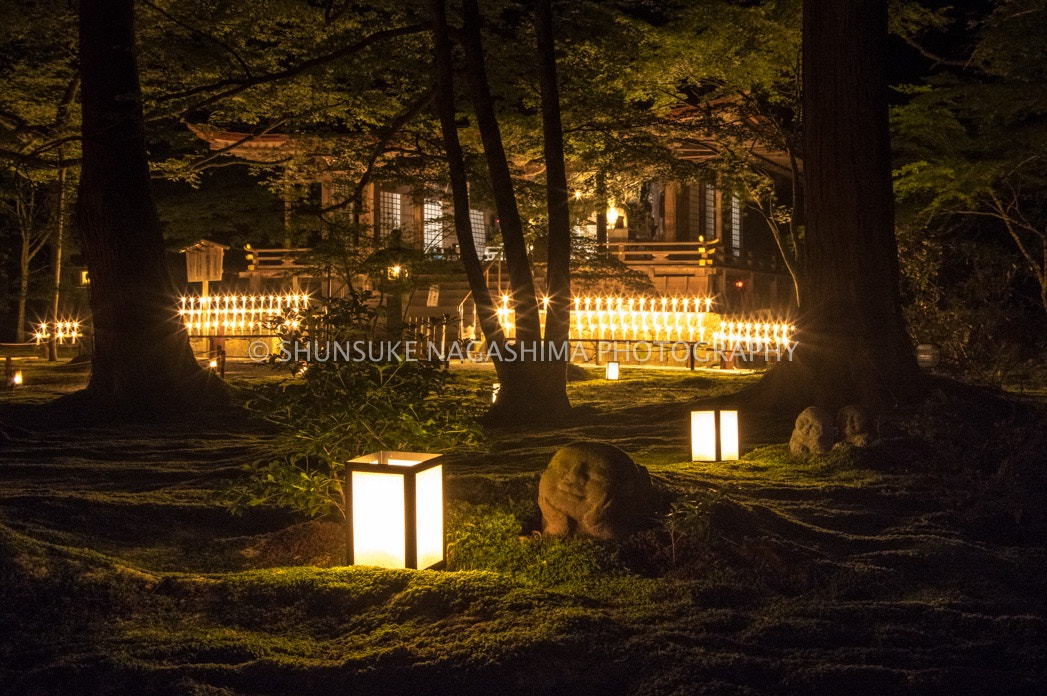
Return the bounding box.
[345,451,444,569]
[690,410,739,461]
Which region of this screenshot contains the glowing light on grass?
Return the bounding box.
[691,410,739,461]
[605,361,620,380]
[11,371,23,387]
[345,451,444,570]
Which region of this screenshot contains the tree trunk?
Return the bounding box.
[459,0,541,344]
[749,0,917,412]
[16,239,29,344]
[595,172,607,247]
[74,0,223,414]
[532,0,570,407]
[430,0,571,423]
[47,155,66,362]
[430,0,502,346]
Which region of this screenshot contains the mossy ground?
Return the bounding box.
[1,360,1045,695]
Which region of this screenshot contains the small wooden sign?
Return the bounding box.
[182,240,228,283]
[426,284,440,307]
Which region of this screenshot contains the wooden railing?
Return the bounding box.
[250,248,314,270]
[602,241,781,272]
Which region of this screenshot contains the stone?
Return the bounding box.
[538,442,655,540]
[837,404,871,447]
[789,406,836,454]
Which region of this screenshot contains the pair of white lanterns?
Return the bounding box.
[690,410,739,462]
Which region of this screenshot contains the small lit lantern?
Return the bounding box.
[605,361,620,380]
[11,371,23,388]
[690,410,739,461]
[491,382,500,404]
[915,343,941,369]
[208,358,218,370]
[387,264,408,281]
[345,451,444,570]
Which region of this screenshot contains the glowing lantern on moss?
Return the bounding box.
[345,451,444,570]
[605,361,620,380]
[690,410,739,461]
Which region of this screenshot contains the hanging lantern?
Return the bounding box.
[344,451,445,570]
[690,410,739,461]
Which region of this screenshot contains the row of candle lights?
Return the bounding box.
[493,294,794,348]
[178,294,310,335]
[33,321,81,345]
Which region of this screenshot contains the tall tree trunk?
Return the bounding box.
[459,0,541,344]
[595,172,607,247]
[430,0,502,346]
[430,0,571,423]
[47,154,66,362]
[74,0,223,414]
[532,0,570,409]
[17,238,29,344]
[750,0,917,411]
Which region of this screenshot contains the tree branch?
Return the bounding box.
[158,23,428,110]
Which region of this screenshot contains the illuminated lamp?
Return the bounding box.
[606,205,620,226]
[605,361,620,380]
[345,451,444,570]
[208,358,218,370]
[491,382,500,404]
[11,371,23,388]
[690,410,739,461]
[915,343,941,369]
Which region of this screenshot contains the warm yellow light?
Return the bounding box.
[606,361,620,380]
[352,471,406,568]
[492,382,500,404]
[208,359,218,370]
[691,411,717,461]
[719,411,739,460]
[347,452,444,570]
[606,205,620,226]
[414,466,444,570]
[11,371,23,387]
[691,410,739,461]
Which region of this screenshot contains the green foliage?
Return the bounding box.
[446,503,626,585]
[663,488,723,566]
[224,294,484,520]
[892,0,1047,342]
[570,233,656,296]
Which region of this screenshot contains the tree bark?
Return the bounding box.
[595,172,607,247]
[459,0,541,344]
[749,0,918,412]
[430,0,571,423]
[47,154,66,362]
[74,0,223,414]
[532,0,570,409]
[430,0,502,346]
